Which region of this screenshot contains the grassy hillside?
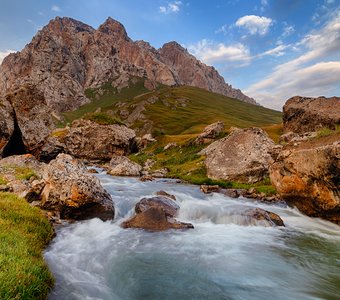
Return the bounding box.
[59,77,282,136]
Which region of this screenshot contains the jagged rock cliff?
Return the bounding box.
[0,17,256,115]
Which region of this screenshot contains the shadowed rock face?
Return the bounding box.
[0,98,15,156]
[270,140,340,224]
[202,127,275,183]
[283,96,340,134]
[0,84,54,158]
[5,85,54,154]
[0,17,256,116]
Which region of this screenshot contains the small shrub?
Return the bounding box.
[0,176,8,185]
[14,167,37,181]
[83,112,124,125]
[316,125,340,139]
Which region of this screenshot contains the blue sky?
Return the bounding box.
[0,0,339,110]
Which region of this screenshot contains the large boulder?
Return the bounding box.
[122,196,193,231]
[135,196,180,217]
[5,84,54,155]
[40,154,114,220]
[201,127,275,183]
[283,96,340,134]
[107,155,142,176]
[0,97,15,157]
[194,121,224,145]
[270,138,340,224]
[62,119,137,161]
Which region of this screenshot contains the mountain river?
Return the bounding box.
[45,170,340,300]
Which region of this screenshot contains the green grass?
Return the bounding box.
[315,124,340,139]
[60,77,155,126]
[14,167,37,181]
[130,135,277,195]
[1,166,38,181]
[83,112,124,125]
[0,192,54,299]
[137,86,282,135]
[0,176,7,185]
[58,79,282,134]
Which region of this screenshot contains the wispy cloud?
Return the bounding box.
[51,5,61,12]
[245,10,340,109]
[187,39,251,66]
[260,0,268,12]
[235,15,273,36]
[0,50,15,64]
[159,1,182,14]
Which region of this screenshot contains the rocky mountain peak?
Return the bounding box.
[98,17,129,40]
[0,16,257,114]
[44,16,94,34]
[161,41,187,53]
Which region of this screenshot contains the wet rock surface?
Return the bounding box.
[122,195,193,231]
[135,196,180,217]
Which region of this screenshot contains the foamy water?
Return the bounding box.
[45,171,340,300]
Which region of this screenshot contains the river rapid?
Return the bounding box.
[45,170,340,300]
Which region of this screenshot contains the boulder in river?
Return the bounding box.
[201,127,275,183]
[135,196,180,217]
[40,153,114,221]
[270,138,340,224]
[121,207,194,231]
[122,196,193,231]
[107,155,142,176]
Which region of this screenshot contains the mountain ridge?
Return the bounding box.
[0,16,257,114]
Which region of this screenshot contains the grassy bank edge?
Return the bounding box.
[0,192,54,299]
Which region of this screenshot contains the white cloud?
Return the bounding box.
[187,39,251,65]
[259,44,288,57]
[0,50,15,64]
[245,11,340,110]
[159,1,182,14]
[235,15,273,36]
[51,5,61,12]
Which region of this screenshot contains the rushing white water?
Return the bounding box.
[45,170,340,300]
